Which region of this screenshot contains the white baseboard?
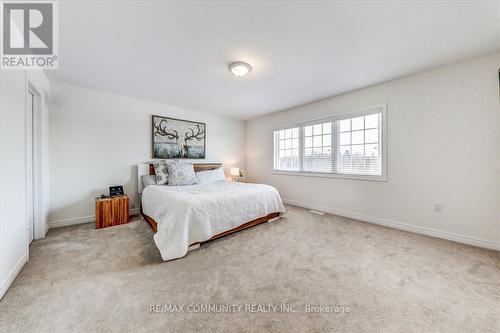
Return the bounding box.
[283,199,500,251]
[45,219,50,234]
[48,208,140,229]
[0,254,27,300]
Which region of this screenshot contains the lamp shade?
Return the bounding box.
[230,167,240,176]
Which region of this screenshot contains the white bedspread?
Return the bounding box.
[141,180,285,261]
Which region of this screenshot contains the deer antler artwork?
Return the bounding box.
[152,116,205,159]
[184,124,205,143]
[153,119,179,141]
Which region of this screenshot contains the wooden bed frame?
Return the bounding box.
[138,162,280,247]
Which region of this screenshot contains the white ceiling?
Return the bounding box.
[49,1,500,120]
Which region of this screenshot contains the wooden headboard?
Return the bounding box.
[137,162,222,193]
[146,163,222,174]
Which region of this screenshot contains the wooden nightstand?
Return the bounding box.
[95,195,129,229]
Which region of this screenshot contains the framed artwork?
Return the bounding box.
[152,115,206,159]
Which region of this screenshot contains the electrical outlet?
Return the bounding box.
[434,204,443,213]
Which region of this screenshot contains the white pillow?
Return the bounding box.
[196,167,225,184]
[142,175,157,188]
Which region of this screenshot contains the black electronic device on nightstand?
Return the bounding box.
[109,185,124,197]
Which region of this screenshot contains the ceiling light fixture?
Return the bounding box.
[229,62,252,77]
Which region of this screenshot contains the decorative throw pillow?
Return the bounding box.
[166,160,198,186]
[153,161,169,185]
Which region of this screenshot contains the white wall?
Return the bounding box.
[0,71,28,299]
[246,52,500,249]
[0,70,50,299]
[48,82,246,225]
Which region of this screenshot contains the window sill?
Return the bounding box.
[272,170,387,182]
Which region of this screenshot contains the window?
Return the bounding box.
[274,127,300,171]
[337,113,381,176]
[303,122,332,173]
[273,106,386,180]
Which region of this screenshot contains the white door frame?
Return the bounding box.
[25,82,44,254]
[26,89,34,245]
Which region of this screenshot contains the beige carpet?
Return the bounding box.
[0,204,498,333]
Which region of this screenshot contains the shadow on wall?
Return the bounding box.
[49,165,139,223]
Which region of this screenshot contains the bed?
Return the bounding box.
[138,162,285,261]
